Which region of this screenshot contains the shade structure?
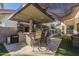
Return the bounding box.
[43,3,79,20]
[59,5,79,20]
[8,3,54,23]
[8,3,79,22]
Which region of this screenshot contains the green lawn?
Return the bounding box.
[0,43,10,56]
[56,37,79,56]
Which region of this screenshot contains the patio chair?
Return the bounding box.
[29,29,50,52]
[39,29,50,51]
[29,30,42,52]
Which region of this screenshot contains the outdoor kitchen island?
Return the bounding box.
[18,32,31,44]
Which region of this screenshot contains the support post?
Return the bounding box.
[29,20,33,33]
[29,20,33,46]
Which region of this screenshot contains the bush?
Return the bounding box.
[36,24,49,30]
[53,33,61,38]
[53,34,72,44]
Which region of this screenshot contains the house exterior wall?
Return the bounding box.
[0,9,17,27]
[58,9,79,34]
[60,18,79,34]
[0,9,18,43]
[0,27,17,43]
[0,19,17,43]
[1,19,17,27]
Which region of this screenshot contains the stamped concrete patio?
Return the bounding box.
[4,38,61,56]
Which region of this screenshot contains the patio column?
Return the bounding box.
[74,19,77,34]
[29,20,33,33]
[26,20,33,46]
[64,25,67,34]
[27,20,33,46]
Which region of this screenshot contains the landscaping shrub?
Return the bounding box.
[61,35,72,43]
[53,33,61,38]
[0,43,10,56]
[55,34,79,56]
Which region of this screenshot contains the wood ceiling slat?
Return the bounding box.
[9,4,53,23]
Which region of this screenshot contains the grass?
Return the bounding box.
[56,36,79,56]
[0,43,10,56]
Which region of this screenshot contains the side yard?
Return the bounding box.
[0,43,10,56]
[55,35,79,56]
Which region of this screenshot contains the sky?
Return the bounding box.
[4,3,23,10]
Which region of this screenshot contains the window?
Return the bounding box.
[67,25,73,34]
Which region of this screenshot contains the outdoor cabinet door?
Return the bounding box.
[11,35,19,43]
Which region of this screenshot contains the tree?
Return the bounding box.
[51,24,55,29]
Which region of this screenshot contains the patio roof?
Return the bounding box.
[44,3,79,20]
[59,4,79,20]
[8,3,54,23]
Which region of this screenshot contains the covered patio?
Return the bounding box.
[4,3,79,56]
[8,3,54,46]
[4,3,62,56]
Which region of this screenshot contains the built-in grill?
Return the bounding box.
[6,34,19,44]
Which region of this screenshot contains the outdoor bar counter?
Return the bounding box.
[23,32,32,45]
[19,31,41,46]
[18,32,31,45]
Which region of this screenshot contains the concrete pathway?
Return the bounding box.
[4,38,62,56]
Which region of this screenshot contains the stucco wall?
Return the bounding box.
[0,27,17,43]
[1,20,17,27]
[64,19,75,25]
[60,18,79,34]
